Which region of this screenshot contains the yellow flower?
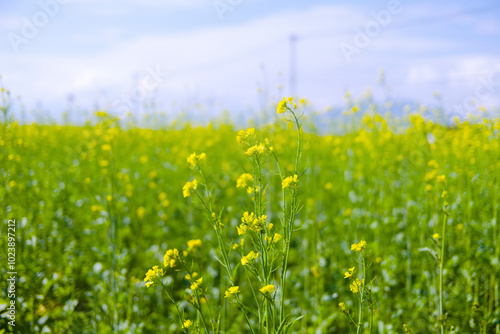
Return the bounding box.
[236,128,255,143]
[272,233,283,243]
[236,173,254,188]
[344,267,355,279]
[251,215,266,232]
[237,225,247,235]
[95,111,108,118]
[136,206,145,219]
[338,302,346,312]
[187,239,202,251]
[282,175,298,189]
[427,160,439,169]
[241,251,259,265]
[437,175,446,183]
[424,169,439,182]
[101,144,112,151]
[182,320,193,329]
[245,143,266,156]
[144,265,164,288]
[277,99,287,114]
[163,249,180,268]
[183,179,198,197]
[266,233,282,243]
[349,278,362,293]
[185,272,198,281]
[259,284,275,294]
[224,286,240,298]
[351,240,367,252]
[190,278,203,290]
[187,152,206,169]
[433,233,440,240]
[241,211,255,224]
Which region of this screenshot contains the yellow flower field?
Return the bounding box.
[1,95,500,333]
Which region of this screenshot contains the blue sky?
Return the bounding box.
[1,0,499,120]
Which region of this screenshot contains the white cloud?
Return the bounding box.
[0,2,499,116]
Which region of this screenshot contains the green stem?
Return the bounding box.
[356,256,366,334]
[439,206,448,334]
[280,107,302,324]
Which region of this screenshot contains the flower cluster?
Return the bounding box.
[350,240,367,252]
[190,277,203,291]
[183,179,198,198]
[224,286,240,298]
[349,278,363,294]
[187,239,202,252]
[236,173,254,194]
[236,128,255,144]
[237,212,267,235]
[282,174,298,189]
[163,248,180,268]
[265,233,283,244]
[245,143,266,157]
[241,250,259,266]
[187,152,206,169]
[344,267,355,279]
[182,320,193,329]
[276,97,296,114]
[259,284,275,294]
[144,265,164,288]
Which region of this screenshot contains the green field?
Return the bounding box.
[1,98,499,333]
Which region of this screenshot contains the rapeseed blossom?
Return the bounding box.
[277,97,296,114]
[282,175,298,189]
[349,278,362,293]
[351,240,367,252]
[183,179,198,197]
[224,286,240,298]
[144,265,164,288]
[241,251,259,265]
[338,302,346,312]
[259,285,275,294]
[236,173,254,189]
[190,278,203,290]
[187,152,206,169]
[236,128,255,144]
[182,320,193,329]
[163,249,180,268]
[245,143,266,156]
[344,267,355,279]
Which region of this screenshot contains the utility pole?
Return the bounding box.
[289,34,298,99]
